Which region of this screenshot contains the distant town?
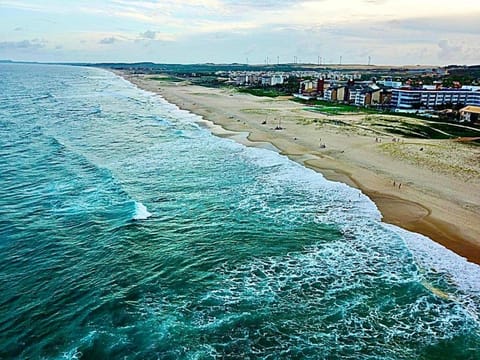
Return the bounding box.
[92,62,480,124]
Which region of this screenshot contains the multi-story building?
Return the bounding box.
[324,85,345,102]
[233,72,285,86]
[346,85,363,103]
[299,78,324,96]
[467,91,480,106]
[390,89,422,109]
[390,88,480,109]
[355,87,382,106]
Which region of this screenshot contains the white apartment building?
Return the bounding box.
[391,88,480,109]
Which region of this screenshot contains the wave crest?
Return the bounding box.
[132,201,152,221]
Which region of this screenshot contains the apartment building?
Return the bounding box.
[390,88,480,109]
[324,85,346,102]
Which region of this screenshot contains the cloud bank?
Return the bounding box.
[0,0,478,64]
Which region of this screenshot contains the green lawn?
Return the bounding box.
[237,88,286,98]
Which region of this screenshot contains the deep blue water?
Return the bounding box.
[0,64,479,359]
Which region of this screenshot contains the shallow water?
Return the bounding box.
[0,64,479,359]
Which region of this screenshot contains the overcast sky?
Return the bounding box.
[1,0,479,65]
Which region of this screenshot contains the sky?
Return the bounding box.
[0,0,479,65]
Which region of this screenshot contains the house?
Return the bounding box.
[459,106,480,123]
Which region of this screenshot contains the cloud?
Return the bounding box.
[1,0,479,65]
[438,40,462,60]
[0,0,45,12]
[136,30,176,42]
[99,36,117,44]
[0,39,46,50]
[139,30,156,39]
[438,39,480,63]
[387,14,480,35]
[363,0,389,3]
[223,0,318,9]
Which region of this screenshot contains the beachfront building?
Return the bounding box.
[354,86,382,106]
[354,90,369,106]
[390,88,480,109]
[460,106,480,123]
[299,78,324,97]
[324,85,346,102]
[467,90,480,106]
[299,79,315,93]
[346,85,363,103]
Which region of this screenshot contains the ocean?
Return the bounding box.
[0,63,479,359]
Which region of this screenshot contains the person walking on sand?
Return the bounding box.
[399,183,402,189]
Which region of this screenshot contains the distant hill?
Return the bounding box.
[445,65,480,84]
[79,62,440,76]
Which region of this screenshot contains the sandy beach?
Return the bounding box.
[118,72,480,265]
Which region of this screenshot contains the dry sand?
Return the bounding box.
[118,72,480,265]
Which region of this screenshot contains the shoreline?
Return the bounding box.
[116,71,480,265]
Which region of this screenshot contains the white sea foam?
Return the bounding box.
[133,201,152,221]
[114,67,480,303]
[210,124,480,309]
[388,224,480,296]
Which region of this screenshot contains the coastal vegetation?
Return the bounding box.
[297,113,480,143]
[360,116,480,140]
[298,99,378,115]
[150,76,183,82]
[379,141,480,178]
[237,88,285,98]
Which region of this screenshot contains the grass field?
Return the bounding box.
[237,88,286,98]
[298,99,378,115]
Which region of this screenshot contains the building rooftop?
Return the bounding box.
[460,106,480,114]
[395,87,473,92]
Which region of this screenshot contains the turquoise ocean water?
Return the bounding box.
[0,64,479,359]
